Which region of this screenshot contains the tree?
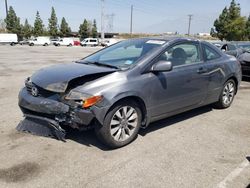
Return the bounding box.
[33,11,44,36]
[211,0,247,41]
[60,17,71,37]
[92,19,98,38]
[226,16,246,41]
[228,0,241,20]
[79,19,89,39]
[4,6,21,36]
[48,7,58,37]
[211,7,229,40]
[225,0,246,41]
[22,19,32,39]
[246,15,250,40]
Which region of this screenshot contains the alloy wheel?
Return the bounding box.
[222,81,235,105]
[110,106,138,142]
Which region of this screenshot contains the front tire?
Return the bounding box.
[214,79,236,109]
[95,100,142,149]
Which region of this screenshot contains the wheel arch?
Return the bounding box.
[105,95,148,127]
[226,75,239,94]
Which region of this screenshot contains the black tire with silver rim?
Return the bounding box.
[214,79,236,109]
[95,100,142,148]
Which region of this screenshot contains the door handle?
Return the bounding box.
[197,67,208,74]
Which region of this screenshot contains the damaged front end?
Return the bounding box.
[17,62,116,141]
[17,78,98,141]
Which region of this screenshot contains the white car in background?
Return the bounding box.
[101,39,118,47]
[29,37,51,46]
[54,38,74,47]
[81,38,99,47]
[0,33,18,46]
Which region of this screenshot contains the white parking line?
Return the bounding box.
[216,158,250,188]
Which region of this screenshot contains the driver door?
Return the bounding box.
[149,41,209,117]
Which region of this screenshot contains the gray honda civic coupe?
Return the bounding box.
[18,37,242,148]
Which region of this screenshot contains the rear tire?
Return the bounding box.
[95,100,142,149]
[44,43,48,46]
[213,79,236,109]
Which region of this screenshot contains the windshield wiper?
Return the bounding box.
[80,61,119,69]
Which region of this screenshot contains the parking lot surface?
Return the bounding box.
[0,45,249,188]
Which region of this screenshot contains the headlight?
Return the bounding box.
[65,91,103,108]
[46,82,67,92]
[65,91,92,100]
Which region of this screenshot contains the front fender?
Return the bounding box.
[91,91,149,126]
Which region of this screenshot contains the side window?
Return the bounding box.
[203,45,221,61]
[158,42,201,67]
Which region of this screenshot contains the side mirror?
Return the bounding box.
[151,61,172,72]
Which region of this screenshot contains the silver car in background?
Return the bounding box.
[18,37,242,148]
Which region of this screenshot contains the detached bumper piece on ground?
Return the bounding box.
[17,115,66,141]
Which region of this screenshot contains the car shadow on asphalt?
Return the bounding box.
[65,105,213,150]
[65,128,110,150]
[139,106,213,136]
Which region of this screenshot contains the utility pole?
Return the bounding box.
[187,14,193,36]
[101,0,105,40]
[130,5,133,37]
[5,0,8,17]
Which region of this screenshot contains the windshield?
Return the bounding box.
[81,38,166,69]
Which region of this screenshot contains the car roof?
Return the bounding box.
[128,37,201,44]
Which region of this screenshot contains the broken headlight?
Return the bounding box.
[65,91,103,108]
[65,91,92,101]
[46,82,67,93]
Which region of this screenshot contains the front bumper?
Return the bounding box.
[18,88,95,128]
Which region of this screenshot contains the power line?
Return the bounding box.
[188,14,193,35]
[108,0,164,18]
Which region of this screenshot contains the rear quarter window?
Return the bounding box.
[203,44,221,61]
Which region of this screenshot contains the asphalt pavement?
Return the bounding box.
[0,45,249,188]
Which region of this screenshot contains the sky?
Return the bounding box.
[0,0,249,34]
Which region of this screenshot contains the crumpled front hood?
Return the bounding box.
[31,62,116,92]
